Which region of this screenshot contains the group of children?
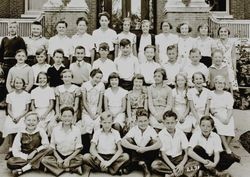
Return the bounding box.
[0,11,241,177]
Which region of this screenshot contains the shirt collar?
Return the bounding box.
[20,127,40,134]
[29,35,43,39]
[15,63,28,68]
[210,63,227,70]
[53,64,65,70]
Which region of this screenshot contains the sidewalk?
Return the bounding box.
[0,110,249,177]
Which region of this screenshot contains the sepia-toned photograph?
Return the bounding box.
[0,0,249,177]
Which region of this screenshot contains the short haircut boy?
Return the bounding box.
[99,42,110,51]
[162,110,178,120]
[56,20,68,28]
[76,17,88,25]
[120,38,131,47]
[136,108,148,119]
[189,48,201,55]
[98,11,110,20]
[200,115,215,128]
[75,45,86,53]
[53,49,64,57]
[144,45,156,52]
[61,106,74,115]
[100,111,113,121]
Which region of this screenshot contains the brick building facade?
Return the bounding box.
[0,0,249,34]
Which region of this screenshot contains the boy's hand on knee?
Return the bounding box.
[57,159,64,168]
[175,164,184,176]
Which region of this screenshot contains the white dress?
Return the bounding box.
[210,91,235,137]
[76,81,104,134]
[185,87,211,132]
[104,87,128,127]
[31,86,56,135]
[177,36,195,66]
[172,88,194,133]
[155,33,179,65]
[3,91,30,137]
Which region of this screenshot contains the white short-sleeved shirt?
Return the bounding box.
[155,33,179,65]
[114,55,139,81]
[50,124,82,156]
[92,28,117,51]
[139,61,160,84]
[32,63,50,84]
[92,58,117,83]
[182,63,209,86]
[193,36,215,57]
[189,131,223,156]
[24,36,48,56]
[159,128,188,157]
[187,87,211,116]
[6,91,31,117]
[91,128,121,154]
[163,62,183,85]
[104,87,128,108]
[48,35,73,57]
[124,125,158,147]
[71,33,94,57]
[31,86,55,108]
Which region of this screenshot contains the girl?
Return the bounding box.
[55,69,81,121]
[213,26,237,73]
[31,72,56,136]
[104,72,128,133]
[148,68,172,130]
[76,69,104,153]
[210,75,236,155]
[176,23,195,66]
[187,72,211,130]
[3,77,30,144]
[116,18,137,57]
[126,74,148,129]
[172,73,192,134]
[6,49,34,93]
[194,24,215,67]
[155,20,179,65]
[42,107,83,176]
[7,112,50,176]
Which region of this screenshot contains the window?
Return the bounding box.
[97,0,156,33]
[207,0,231,18]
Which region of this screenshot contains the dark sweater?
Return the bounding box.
[47,66,65,87]
[0,36,26,61]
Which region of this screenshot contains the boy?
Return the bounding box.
[7,112,50,176]
[163,45,183,88]
[151,111,198,177]
[136,20,155,64]
[31,48,50,86]
[6,49,34,93]
[208,49,234,93]
[69,46,91,86]
[114,39,139,90]
[71,17,95,64]
[122,109,161,177]
[24,21,48,66]
[0,21,26,77]
[188,116,238,177]
[42,106,83,176]
[182,48,208,87]
[92,12,117,60]
[139,45,160,86]
[82,111,129,175]
[48,20,72,67]
[47,49,65,87]
[92,42,117,85]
